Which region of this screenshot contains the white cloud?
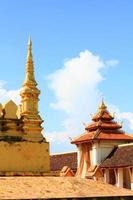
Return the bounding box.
[120,112,133,130]
[48,50,105,113]
[45,131,70,144]
[105,59,119,67]
[0,81,20,104]
[108,104,133,131]
[48,50,119,143]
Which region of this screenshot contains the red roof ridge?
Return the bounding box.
[71,132,87,142]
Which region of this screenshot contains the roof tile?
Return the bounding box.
[100,144,133,168]
[50,152,77,171]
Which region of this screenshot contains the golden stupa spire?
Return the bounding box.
[99,98,107,112]
[20,38,40,118]
[24,37,37,86]
[19,38,43,141]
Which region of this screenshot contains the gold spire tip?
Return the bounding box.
[28,36,32,48]
[99,98,107,111]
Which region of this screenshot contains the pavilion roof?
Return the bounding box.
[71,100,133,144]
[91,100,114,122]
[71,131,133,144]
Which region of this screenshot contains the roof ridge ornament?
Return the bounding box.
[23,36,37,86]
[19,39,43,142]
[99,98,107,112]
[28,36,32,47]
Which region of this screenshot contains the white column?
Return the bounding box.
[130,168,133,190]
[131,182,133,190]
[116,168,123,188]
[104,169,109,183]
[92,143,99,166]
[77,144,81,168]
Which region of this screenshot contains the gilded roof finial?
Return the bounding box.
[99,98,107,112]
[27,36,32,62]
[19,38,43,142]
[24,37,36,85]
[28,36,32,47]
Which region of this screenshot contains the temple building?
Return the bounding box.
[0,38,50,175]
[71,100,133,189]
[100,143,133,190]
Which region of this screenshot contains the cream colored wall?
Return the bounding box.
[91,143,98,166]
[0,141,50,172]
[77,145,80,167]
[91,141,126,166]
[116,168,123,188]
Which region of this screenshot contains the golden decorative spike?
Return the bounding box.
[28,36,32,46]
[19,38,43,141]
[20,38,40,118]
[99,98,107,112]
[24,37,36,86]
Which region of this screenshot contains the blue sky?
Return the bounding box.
[0,0,133,153]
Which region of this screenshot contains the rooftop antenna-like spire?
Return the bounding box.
[99,98,107,112]
[24,36,36,85]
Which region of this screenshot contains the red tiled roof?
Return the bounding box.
[98,132,133,140]
[86,121,122,131]
[50,152,77,171]
[92,111,114,121]
[71,131,133,144]
[100,144,133,168]
[71,132,92,144]
[71,101,133,145]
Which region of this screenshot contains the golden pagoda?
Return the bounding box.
[0,39,50,175]
[20,37,44,142]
